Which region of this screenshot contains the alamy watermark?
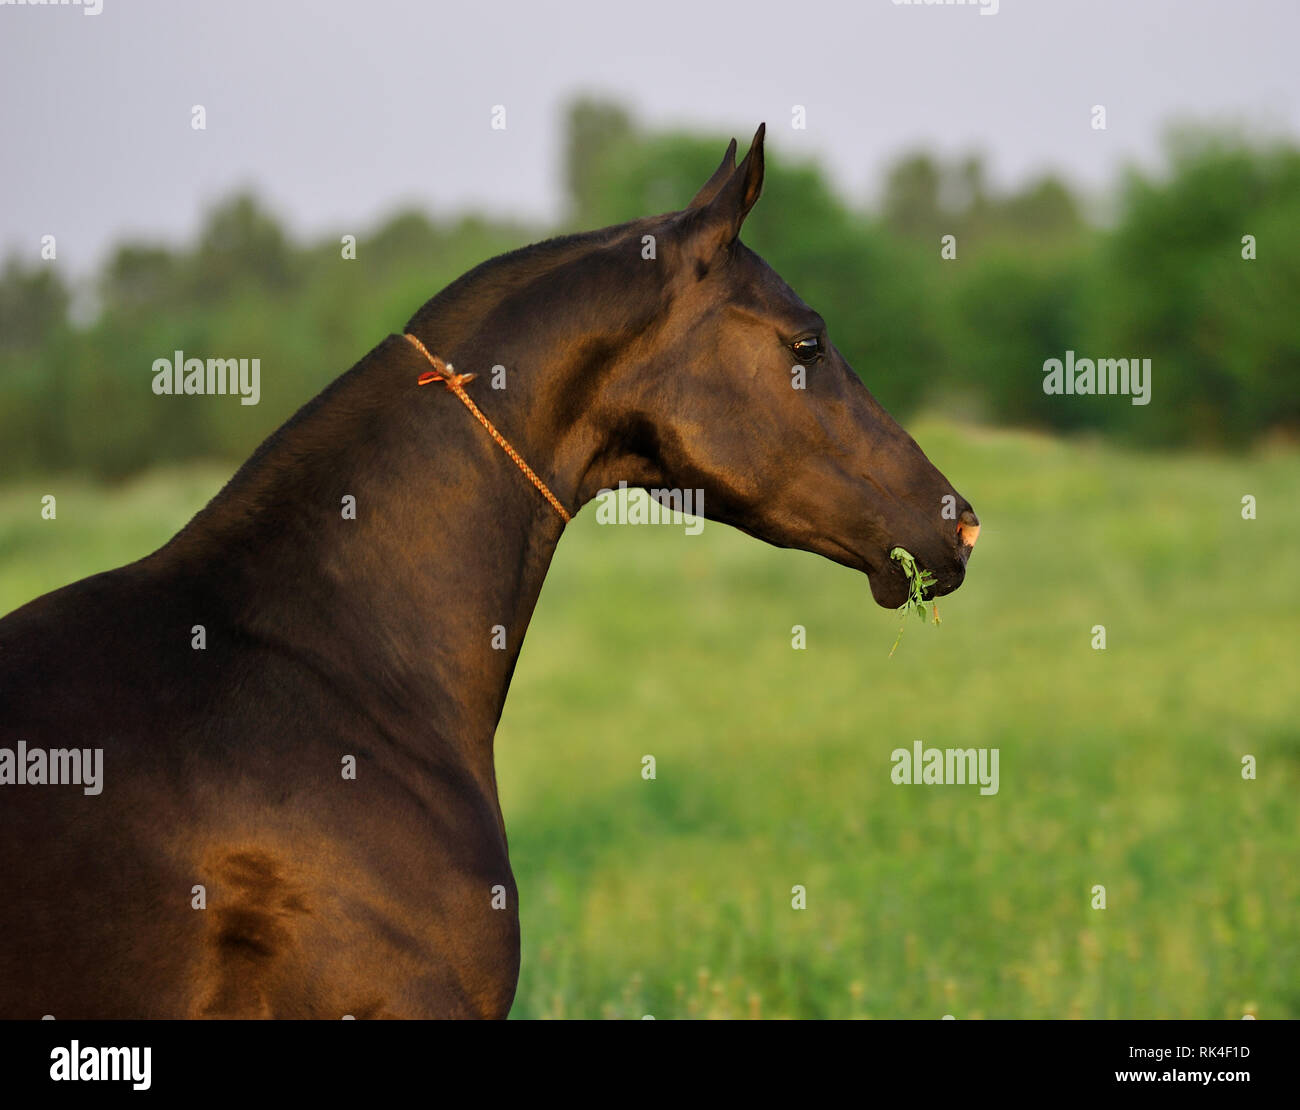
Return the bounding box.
[1,0,102,14]
[50,1041,150,1090]
[1042,351,1152,406]
[892,0,999,16]
[0,742,103,795]
[152,350,261,406]
[595,482,705,535]
[890,741,999,795]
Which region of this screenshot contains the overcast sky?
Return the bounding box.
[2,0,1297,272]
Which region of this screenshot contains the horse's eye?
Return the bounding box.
[791,336,822,364]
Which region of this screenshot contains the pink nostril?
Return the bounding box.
[957,509,980,550]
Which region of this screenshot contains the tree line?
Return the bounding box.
[2,99,1296,477]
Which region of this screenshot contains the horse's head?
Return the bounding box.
[583,125,977,609]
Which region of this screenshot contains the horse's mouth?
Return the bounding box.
[867,561,913,609]
[866,552,966,610]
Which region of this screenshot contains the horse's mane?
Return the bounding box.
[405,217,658,336]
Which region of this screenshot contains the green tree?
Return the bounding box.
[564,97,636,224]
[0,258,69,351]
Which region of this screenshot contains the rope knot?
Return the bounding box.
[403,332,571,524]
[416,364,477,389]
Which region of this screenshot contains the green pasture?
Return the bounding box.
[1,419,1295,1018]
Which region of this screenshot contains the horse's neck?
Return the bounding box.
[160,334,569,770]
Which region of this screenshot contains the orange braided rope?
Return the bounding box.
[403,333,571,523]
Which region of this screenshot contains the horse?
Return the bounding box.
[0,125,978,1018]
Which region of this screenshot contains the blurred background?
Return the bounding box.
[1,0,1297,1017]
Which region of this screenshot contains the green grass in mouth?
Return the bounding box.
[888,546,940,658]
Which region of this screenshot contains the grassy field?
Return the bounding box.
[1,420,1296,1019]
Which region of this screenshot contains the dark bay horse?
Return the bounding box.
[0,126,977,1018]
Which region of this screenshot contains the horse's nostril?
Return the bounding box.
[957,509,980,550]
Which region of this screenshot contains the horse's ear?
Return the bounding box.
[687,138,738,208]
[688,123,765,255]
